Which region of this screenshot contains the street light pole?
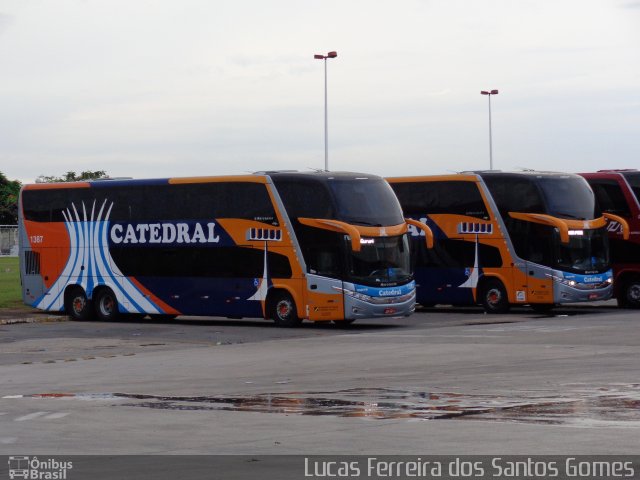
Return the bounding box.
[314,51,337,171]
[480,89,499,170]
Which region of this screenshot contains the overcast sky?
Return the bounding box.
[1,0,639,184]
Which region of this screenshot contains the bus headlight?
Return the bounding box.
[332,286,373,303]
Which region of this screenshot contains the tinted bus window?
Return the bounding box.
[482,177,545,216]
[391,181,489,219]
[622,172,640,203]
[273,180,335,219]
[110,246,292,278]
[413,239,502,268]
[23,183,278,224]
[588,179,632,217]
[328,178,405,226]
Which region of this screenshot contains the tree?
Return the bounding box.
[35,170,109,183]
[0,171,21,225]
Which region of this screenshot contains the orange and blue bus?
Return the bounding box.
[19,172,431,326]
[388,171,620,313]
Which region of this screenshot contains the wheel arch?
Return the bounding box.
[476,274,510,302]
[614,270,640,299]
[265,284,304,319]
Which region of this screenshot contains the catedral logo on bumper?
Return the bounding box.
[564,271,613,284]
[354,281,416,298]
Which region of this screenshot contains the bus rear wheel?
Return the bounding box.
[619,278,640,309]
[269,292,302,328]
[479,279,510,314]
[65,287,93,321]
[94,288,120,321]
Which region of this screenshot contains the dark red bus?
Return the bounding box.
[580,170,638,307]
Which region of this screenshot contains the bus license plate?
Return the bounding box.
[588,293,598,300]
[384,308,396,315]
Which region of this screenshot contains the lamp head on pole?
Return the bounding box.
[481,90,499,95]
[314,51,338,60]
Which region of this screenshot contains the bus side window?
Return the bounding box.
[391,181,489,220]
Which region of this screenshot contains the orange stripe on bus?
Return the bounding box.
[22,182,91,190]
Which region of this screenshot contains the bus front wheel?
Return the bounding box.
[619,278,640,309]
[64,287,92,321]
[479,279,510,314]
[94,288,120,321]
[269,291,302,328]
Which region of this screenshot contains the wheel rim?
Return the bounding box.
[72,296,86,315]
[486,288,502,307]
[628,283,640,303]
[276,299,292,320]
[99,294,116,316]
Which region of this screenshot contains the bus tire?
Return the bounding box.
[64,286,93,321]
[619,277,640,309]
[479,279,510,314]
[269,291,302,328]
[93,288,120,321]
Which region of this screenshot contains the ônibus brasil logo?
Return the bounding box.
[8,456,73,479]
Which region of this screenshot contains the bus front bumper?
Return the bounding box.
[343,290,417,319]
[553,281,613,303]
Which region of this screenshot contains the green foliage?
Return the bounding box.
[0,171,21,225]
[36,170,109,183]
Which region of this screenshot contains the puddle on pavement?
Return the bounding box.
[14,384,640,426]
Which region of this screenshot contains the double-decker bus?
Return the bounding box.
[579,170,637,307]
[388,171,619,313]
[19,172,432,326]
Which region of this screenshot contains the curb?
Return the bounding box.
[0,316,68,325]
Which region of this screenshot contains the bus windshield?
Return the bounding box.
[536,176,601,220]
[327,178,405,226]
[622,172,640,203]
[346,234,412,286]
[482,173,601,220]
[555,228,609,273]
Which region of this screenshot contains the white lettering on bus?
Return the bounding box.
[110,224,123,244]
[149,224,161,243]
[110,222,220,244]
[162,223,177,243]
[176,223,190,243]
[408,217,429,237]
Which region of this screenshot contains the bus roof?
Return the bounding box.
[22,174,269,191]
[22,171,384,191]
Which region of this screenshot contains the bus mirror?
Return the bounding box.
[298,218,363,252]
[405,218,434,249]
[509,212,571,243]
[603,213,630,240]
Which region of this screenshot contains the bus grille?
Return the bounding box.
[24,250,41,275]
